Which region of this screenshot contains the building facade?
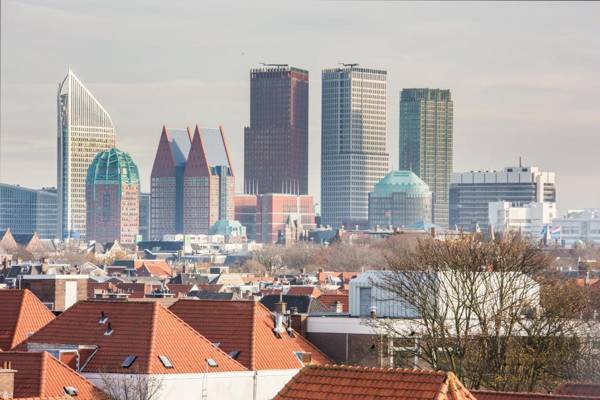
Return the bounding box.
[234,194,259,241]
[138,192,151,241]
[86,148,140,244]
[57,69,117,240]
[450,165,556,232]
[399,88,453,229]
[0,184,58,239]
[368,170,432,229]
[488,201,556,239]
[151,125,235,239]
[321,66,389,228]
[244,66,309,195]
[553,209,600,248]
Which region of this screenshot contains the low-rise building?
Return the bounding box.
[20,274,88,311]
[553,209,600,248]
[488,201,557,239]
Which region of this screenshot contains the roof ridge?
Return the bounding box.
[10,290,27,349]
[38,350,48,397]
[250,300,258,370]
[146,302,160,373]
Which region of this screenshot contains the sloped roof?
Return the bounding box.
[0,351,105,399]
[260,295,329,315]
[287,286,322,298]
[555,383,600,397]
[24,300,246,374]
[473,389,600,400]
[12,233,36,246]
[135,260,172,278]
[169,299,330,370]
[0,289,55,351]
[274,365,477,400]
[317,293,349,312]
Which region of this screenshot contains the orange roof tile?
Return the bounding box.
[473,389,600,400]
[23,300,246,374]
[287,286,322,298]
[0,351,105,399]
[169,299,330,370]
[134,260,172,278]
[0,290,55,351]
[274,365,477,400]
[317,293,349,312]
[555,384,600,397]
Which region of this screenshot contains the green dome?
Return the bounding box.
[87,147,140,186]
[210,220,246,236]
[371,170,431,198]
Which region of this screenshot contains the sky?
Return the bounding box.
[1,0,599,213]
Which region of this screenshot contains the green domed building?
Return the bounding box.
[368,170,432,228]
[86,148,140,244]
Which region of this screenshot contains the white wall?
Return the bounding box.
[85,369,298,400]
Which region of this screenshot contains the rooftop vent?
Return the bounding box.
[104,322,113,336]
[158,355,173,369]
[64,386,78,396]
[206,358,218,368]
[121,355,137,368]
[228,350,241,360]
[99,311,108,324]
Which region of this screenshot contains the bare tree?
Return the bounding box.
[99,370,162,400]
[372,234,597,392]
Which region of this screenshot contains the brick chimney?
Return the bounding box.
[0,361,17,400]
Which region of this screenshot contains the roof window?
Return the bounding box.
[122,355,137,368]
[206,358,218,368]
[228,350,241,360]
[159,355,173,369]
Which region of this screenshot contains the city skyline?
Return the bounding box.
[1,1,600,213]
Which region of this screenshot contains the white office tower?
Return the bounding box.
[321,65,389,228]
[57,69,116,240]
[488,201,557,239]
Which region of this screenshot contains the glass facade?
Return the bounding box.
[399,89,453,228]
[0,183,58,239]
[321,67,389,227]
[57,69,116,240]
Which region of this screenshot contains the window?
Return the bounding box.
[359,287,372,316]
[158,355,173,368]
[206,358,218,367]
[294,351,312,366]
[64,386,78,396]
[228,350,241,360]
[122,355,137,368]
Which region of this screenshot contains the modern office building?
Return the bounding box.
[450,165,556,232]
[368,170,432,229]
[244,66,309,195]
[0,183,58,239]
[399,89,453,228]
[57,69,116,240]
[85,148,140,244]
[150,125,235,238]
[488,201,556,239]
[234,194,258,241]
[553,209,600,248]
[138,192,151,241]
[321,65,389,228]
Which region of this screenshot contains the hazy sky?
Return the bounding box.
[1,0,599,213]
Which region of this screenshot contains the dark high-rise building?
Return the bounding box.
[244,66,308,195]
[399,88,453,228]
[138,193,151,241]
[150,125,235,239]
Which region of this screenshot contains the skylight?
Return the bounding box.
[122,355,137,368]
[104,322,113,336]
[98,311,108,324]
[228,350,241,360]
[206,358,218,367]
[159,355,173,368]
[64,386,78,396]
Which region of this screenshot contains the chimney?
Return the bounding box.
[0,361,17,400]
[273,293,287,338]
[274,293,287,315]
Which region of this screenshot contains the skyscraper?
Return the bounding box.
[399,88,453,228]
[57,69,116,240]
[150,125,235,239]
[244,65,309,195]
[0,184,57,239]
[138,193,151,241]
[86,148,140,244]
[321,65,389,227]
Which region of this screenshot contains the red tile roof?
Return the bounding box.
[0,351,105,399]
[23,300,246,374]
[274,365,477,400]
[133,260,173,278]
[287,286,322,298]
[0,289,55,351]
[555,384,600,397]
[473,389,600,400]
[317,293,349,312]
[169,299,330,370]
